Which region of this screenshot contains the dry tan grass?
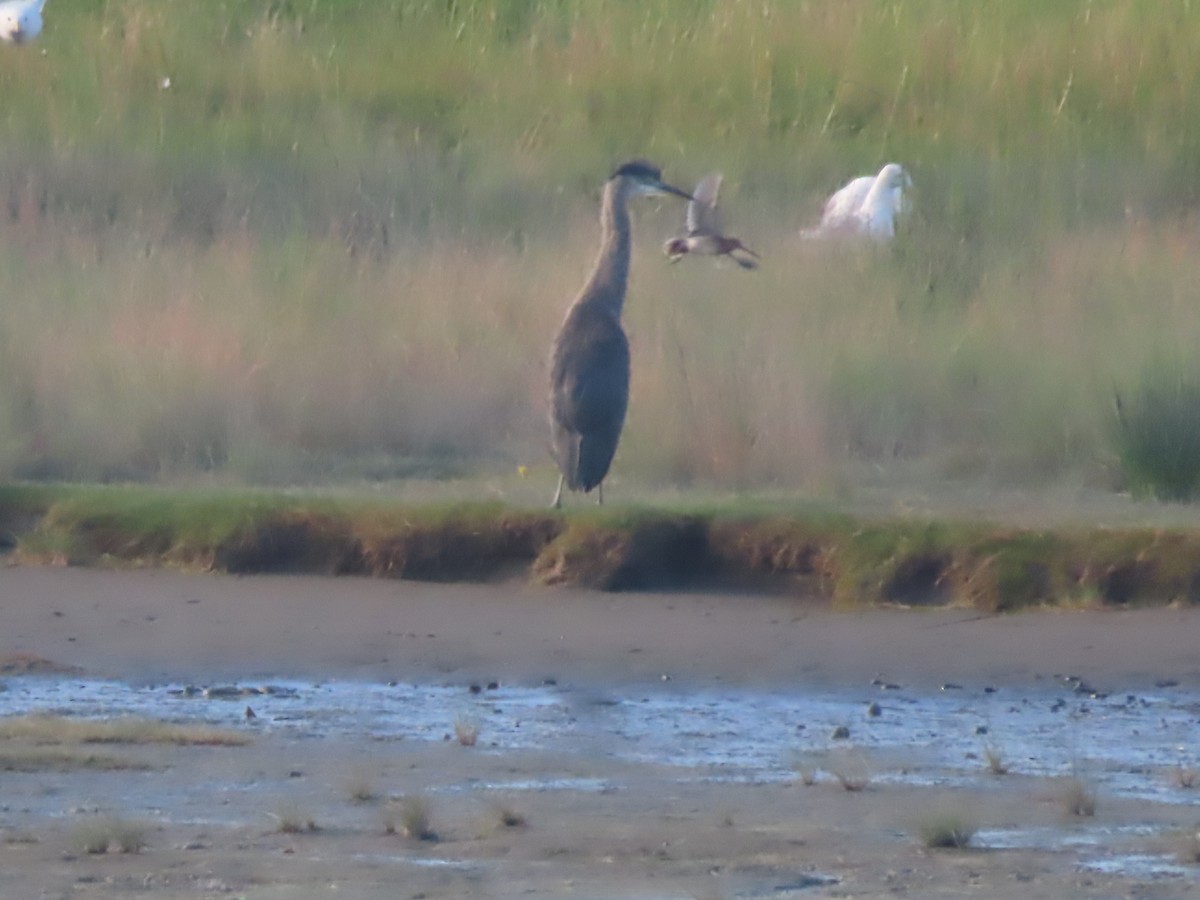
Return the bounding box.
[0,747,148,772]
[1171,766,1198,790]
[454,716,480,747]
[916,810,977,849]
[827,749,872,792]
[0,714,248,747]
[983,744,1009,776]
[270,805,318,835]
[390,795,437,842]
[70,817,146,855]
[7,183,1200,499]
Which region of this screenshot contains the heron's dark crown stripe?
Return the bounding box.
[610,159,663,182]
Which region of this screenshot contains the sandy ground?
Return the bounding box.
[2,564,1200,898]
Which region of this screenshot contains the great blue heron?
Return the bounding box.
[800,163,912,240]
[663,172,760,270]
[0,0,45,44]
[549,159,692,509]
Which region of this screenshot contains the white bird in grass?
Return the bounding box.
[801,163,912,240]
[0,0,45,45]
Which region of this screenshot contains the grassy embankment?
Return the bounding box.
[0,1,1199,496]
[5,482,1200,610]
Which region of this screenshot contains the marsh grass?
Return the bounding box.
[390,795,437,842]
[0,714,248,747]
[454,716,480,747]
[1113,366,1200,500]
[270,805,318,835]
[1061,776,1098,818]
[1,828,38,845]
[12,481,1200,604]
[1172,766,1198,791]
[983,744,1009,776]
[916,810,977,850]
[488,801,528,831]
[4,4,1200,496]
[0,747,149,773]
[826,749,872,792]
[344,775,378,804]
[70,817,146,855]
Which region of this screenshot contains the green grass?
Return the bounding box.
[3,2,1200,498]
[8,482,1200,607]
[1114,364,1200,500]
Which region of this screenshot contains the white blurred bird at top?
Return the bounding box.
[800,163,912,241]
[663,172,760,270]
[0,0,44,45]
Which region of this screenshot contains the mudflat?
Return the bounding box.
[1,565,1199,898]
[4,565,1200,688]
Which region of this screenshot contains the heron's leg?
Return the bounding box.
[596,483,603,506]
[551,474,565,510]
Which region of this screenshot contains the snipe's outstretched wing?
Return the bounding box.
[685,172,724,236]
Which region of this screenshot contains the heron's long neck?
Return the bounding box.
[579,180,631,318]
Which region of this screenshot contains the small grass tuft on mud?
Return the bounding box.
[917,810,977,850]
[390,795,438,842]
[270,805,319,835]
[1061,777,1098,817]
[70,817,146,855]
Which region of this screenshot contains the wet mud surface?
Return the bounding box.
[2,567,1200,897]
[2,671,1199,898]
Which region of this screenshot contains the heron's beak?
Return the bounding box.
[657,181,694,201]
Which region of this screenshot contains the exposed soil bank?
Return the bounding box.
[4,483,1200,610]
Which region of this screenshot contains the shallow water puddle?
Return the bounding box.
[1080,852,1192,879]
[3,676,1199,793]
[2,674,1199,878]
